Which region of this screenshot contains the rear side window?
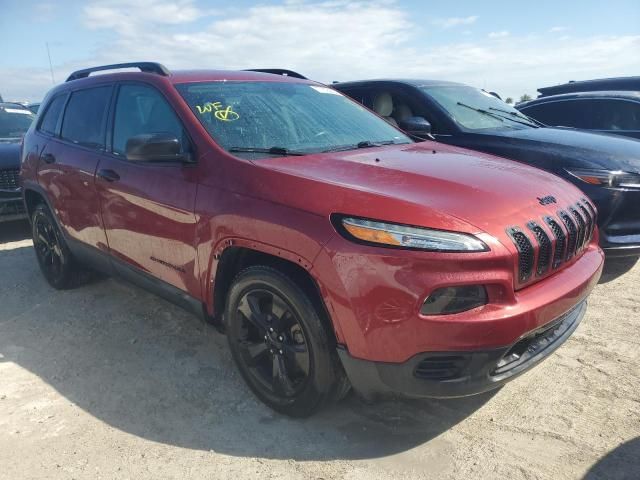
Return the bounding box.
[39,95,66,135]
[521,101,591,129]
[60,86,112,149]
[112,84,186,156]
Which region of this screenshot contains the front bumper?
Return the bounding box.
[0,194,27,222]
[338,300,586,399]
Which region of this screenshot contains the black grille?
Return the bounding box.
[559,210,578,259]
[508,228,534,282]
[0,169,20,190]
[528,222,551,275]
[545,216,566,269]
[570,207,586,251]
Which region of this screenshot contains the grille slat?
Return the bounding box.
[545,217,566,269]
[559,210,578,260]
[0,169,20,190]
[578,203,593,245]
[528,222,552,275]
[508,228,534,282]
[570,207,586,251]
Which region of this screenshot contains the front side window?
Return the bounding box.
[112,84,187,156]
[60,86,112,149]
[176,82,410,158]
[421,85,538,131]
[39,95,66,136]
[0,105,36,141]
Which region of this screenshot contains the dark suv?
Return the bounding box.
[517,77,640,140]
[20,63,603,416]
[1,102,35,222]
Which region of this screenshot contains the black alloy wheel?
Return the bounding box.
[226,266,347,416]
[31,203,85,289]
[236,288,310,397]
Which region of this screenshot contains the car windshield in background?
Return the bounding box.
[177,82,411,158]
[421,85,538,131]
[0,105,36,141]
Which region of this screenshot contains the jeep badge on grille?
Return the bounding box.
[537,195,557,206]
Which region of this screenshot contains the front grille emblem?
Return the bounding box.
[537,195,557,206]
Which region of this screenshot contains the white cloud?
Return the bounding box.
[488,30,510,38]
[549,26,568,33]
[433,15,478,29]
[2,1,640,102]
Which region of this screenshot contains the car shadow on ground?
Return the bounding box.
[0,239,496,461]
[583,437,640,480]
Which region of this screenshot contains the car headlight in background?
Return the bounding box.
[335,216,489,252]
[566,168,640,189]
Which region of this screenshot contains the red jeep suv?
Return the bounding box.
[20,63,604,417]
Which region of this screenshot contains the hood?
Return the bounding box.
[492,126,640,172]
[256,142,587,242]
[0,142,21,170]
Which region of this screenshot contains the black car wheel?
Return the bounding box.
[32,203,85,289]
[226,266,346,417]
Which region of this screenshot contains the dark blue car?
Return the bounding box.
[334,79,640,260]
[0,103,34,222]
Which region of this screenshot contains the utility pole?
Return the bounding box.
[46,42,55,84]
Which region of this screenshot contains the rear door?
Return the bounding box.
[95,82,200,294]
[37,85,112,252]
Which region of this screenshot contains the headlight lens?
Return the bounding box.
[337,216,489,252]
[566,168,640,189]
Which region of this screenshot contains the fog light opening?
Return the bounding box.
[421,285,488,315]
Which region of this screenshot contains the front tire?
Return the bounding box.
[225,266,346,417]
[31,203,86,289]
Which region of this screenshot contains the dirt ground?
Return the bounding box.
[0,220,638,480]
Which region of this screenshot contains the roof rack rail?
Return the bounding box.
[244,69,307,80]
[66,62,170,82]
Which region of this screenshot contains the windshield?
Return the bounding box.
[0,105,36,141]
[177,82,411,158]
[421,85,536,131]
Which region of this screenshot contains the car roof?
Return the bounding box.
[167,69,312,84]
[334,79,467,89]
[537,76,640,96]
[518,90,640,109]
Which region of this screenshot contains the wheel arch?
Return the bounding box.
[211,244,342,344]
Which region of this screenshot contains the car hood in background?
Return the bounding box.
[488,126,640,172]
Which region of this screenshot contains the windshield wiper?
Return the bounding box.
[488,107,544,128]
[322,140,400,153]
[456,102,505,123]
[228,146,307,156]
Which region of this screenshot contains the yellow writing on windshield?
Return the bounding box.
[195,101,240,121]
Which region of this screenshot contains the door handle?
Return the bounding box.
[97,169,120,182]
[41,153,56,164]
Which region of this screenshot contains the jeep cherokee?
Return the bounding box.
[20,63,604,417]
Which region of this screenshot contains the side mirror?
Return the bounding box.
[399,116,432,137]
[125,133,191,162]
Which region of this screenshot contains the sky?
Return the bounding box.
[1,0,639,102]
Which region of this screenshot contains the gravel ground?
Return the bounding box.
[0,220,638,480]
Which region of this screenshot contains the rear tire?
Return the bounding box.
[31,203,87,289]
[225,265,346,417]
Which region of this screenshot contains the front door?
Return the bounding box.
[95,82,200,295]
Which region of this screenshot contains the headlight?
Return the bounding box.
[335,216,489,252]
[566,168,640,189]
